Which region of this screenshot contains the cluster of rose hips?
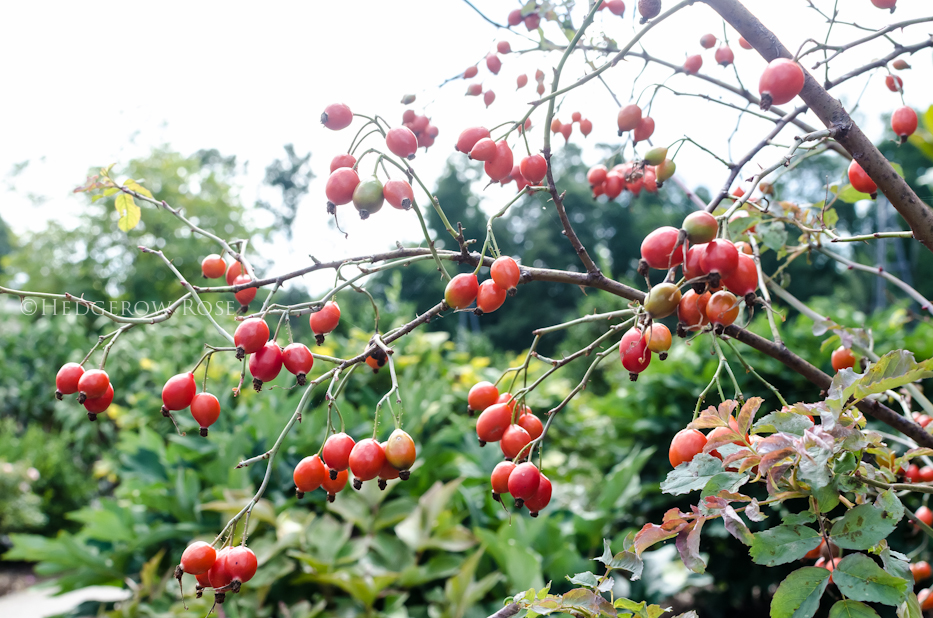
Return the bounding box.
[683,31,752,75]
[616,103,656,143]
[882,59,918,144]
[903,459,933,484]
[444,256,521,315]
[293,428,417,500]
[175,541,257,606]
[320,102,422,219]
[506,6,541,32]
[157,310,326,435]
[467,381,551,516]
[466,41,517,107]
[238,301,338,361]
[202,256,258,306]
[400,108,439,151]
[586,147,673,200]
[845,106,919,198]
[469,382,543,452]
[461,46,555,103]
[455,126,549,190]
[326,157,417,219]
[54,364,114,420]
[530,68,546,96]
[550,112,593,143]
[617,209,760,381]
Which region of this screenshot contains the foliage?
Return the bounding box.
[5,148,260,303]
[630,346,933,617]
[0,460,46,535]
[2,308,667,617]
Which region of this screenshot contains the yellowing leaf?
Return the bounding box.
[124,179,153,199]
[114,193,141,231]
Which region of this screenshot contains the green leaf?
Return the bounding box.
[835,452,859,476]
[614,597,645,611]
[830,491,903,550]
[828,350,933,410]
[783,511,817,526]
[728,212,762,237]
[475,525,543,592]
[660,453,724,496]
[114,193,141,232]
[922,105,933,133]
[880,546,914,589]
[607,550,643,581]
[566,571,600,588]
[828,600,880,618]
[758,221,788,251]
[837,184,871,203]
[596,447,653,512]
[754,412,814,436]
[398,553,463,587]
[898,592,922,618]
[139,548,165,593]
[700,472,749,502]
[770,567,830,618]
[823,208,839,229]
[648,606,671,618]
[749,525,821,566]
[812,482,840,514]
[832,553,908,606]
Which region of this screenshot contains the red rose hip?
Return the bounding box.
[162,372,197,412]
[508,462,541,506]
[234,319,269,358]
[444,273,479,309]
[77,369,110,403]
[190,392,221,436]
[55,362,85,399]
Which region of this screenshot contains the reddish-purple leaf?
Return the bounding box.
[737,397,763,436]
[634,519,689,556]
[722,506,754,545]
[676,518,707,573]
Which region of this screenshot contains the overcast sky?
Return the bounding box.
[1,1,930,291]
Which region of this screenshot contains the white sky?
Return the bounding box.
[1,1,930,292]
